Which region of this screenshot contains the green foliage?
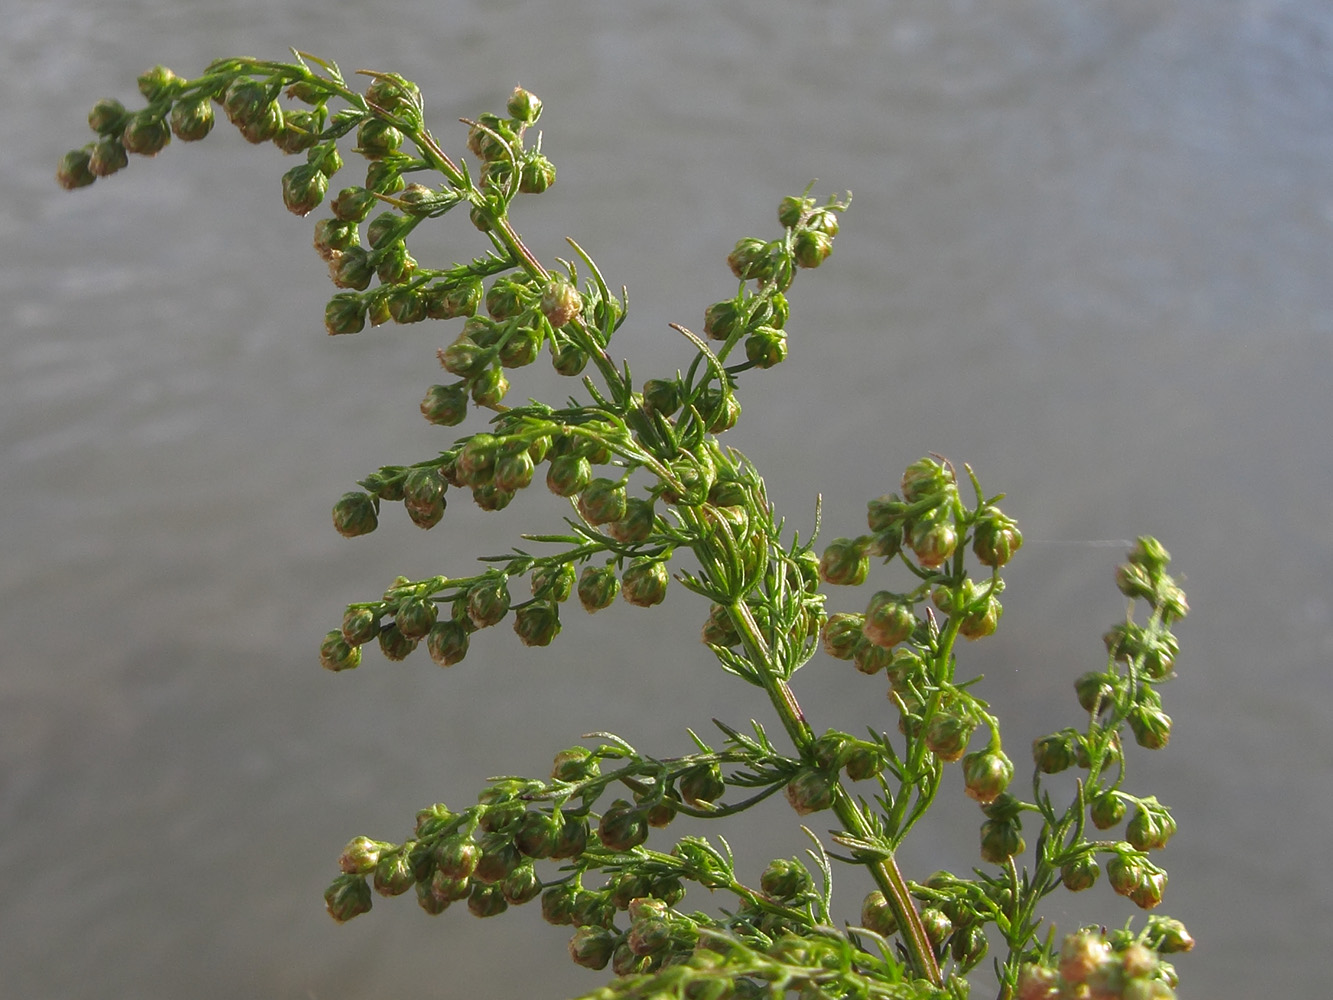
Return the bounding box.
[59,51,1194,1000]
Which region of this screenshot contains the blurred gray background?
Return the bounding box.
[6,0,1331,996]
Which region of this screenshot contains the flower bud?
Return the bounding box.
[467,577,511,628]
[328,247,375,290]
[467,113,518,161]
[924,712,976,762]
[332,491,378,537]
[88,138,129,177]
[1146,916,1194,954]
[862,591,916,648]
[760,858,813,901]
[341,606,380,646]
[541,278,583,328]
[356,118,404,159]
[821,613,865,660]
[425,620,469,667]
[568,925,616,970]
[1089,790,1126,829]
[319,629,362,672]
[972,508,1023,568]
[338,835,385,874]
[365,73,422,116]
[551,815,590,860]
[1061,853,1100,892]
[467,881,509,918]
[406,496,445,529]
[1060,929,1111,985]
[324,873,372,922]
[605,497,656,545]
[744,326,787,368]
[793,229,833,268]
[313,219,359,261]
[472,836,521,884]
[819,537,869,586]
[784,768,836,815]
[55,150,96,190]
[920,907,953,950]
[507,87,543,123]
[1126,803,1176,851]
[980,818,1025,863]
[88,97,128,134]
[136,65,180,100]
[494,450,535,493]
[578,564,620,612]
[372,849,418,897]
[1108,853,1166,909]
[375,242,417,285]
[577,478,628,526]
[420,383,469,426]
[962,748,1013,804]
[387,287,426,324]
[502,862,543,905]
[703,300,743,341]
[434,836,480,880]
[910,517,958,568]
[621,559,669,608]
[1075,671,1114,714]
[679,763,726,808]
[857,890,899,939]
[541,883,580,925]
[514,600,561,646]
[121,112,171,156]
[1128,704,1172,750]
[424,278,482,319]
[867,494,908,533]
[394,597,438,641]
[1032,733,1076,774]
[598,799,649,852]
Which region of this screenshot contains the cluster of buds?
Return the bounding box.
[1015,922,1190,1000]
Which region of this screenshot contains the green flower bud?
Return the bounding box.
[434,836,479,880]
[238,100,283,144]
[551,815,590,860]
[604,497,655,545]
[393,597,438,641]
[467,881,509,918]
[760,858,813,900]
[1061,853,1100,892]
[507,86,543,123]
[1126,804,1176,851]
[598,799,649,852]
[324,873,372,922]
[862,591,916,648]
[1030,732,1075,774]
[679,763,726,808]
[1108,853,1166,909]
[319,629,362,672]
[784,768,835,815]
[136,65,180,101]
[1128,699,1172,749]
[332,491,378,537]
[55,149,96,190]
[1013,964,1059,1000]
[88,138,129,177]
[962,748,1013,804]
[577,478,628,526]
[88,97,128,134]
[1075,671,1114,715]
[472,835,521,884]
[341,606,380,646]
[425,620,469,667]
[728,237,773,281]
[793,229,833,269]
[377,622,418,661]
[744,326,788,368]
[548,339,589,376]
[807,207,840,237]
[819,537,870,586]
[338,835,385,875]
[867,494,908,533]
[313,219,360,261]
[951,923,988,968]
[406,496,445,529]
[703,300,743,341]
[372,849,417,897]
[859,890,899,939]
[569,925,616,970]
[326,247,374,290]
[467,577,511,628]
[469,365,509,408]
[487,451,532,495]
[1090,790,1126,829]
[901,457,955,504]
[821,613,865,660]
[700,386,741,432]
[924,712,976,763]
[418,383,468,427]
[467,113,518,161]
[384,286,424,324]
[356,117,404,159]
[621,559,669,608]
[438,336,487,379]
[541,882,580,925]
[980,818,1025,864]
[514,600,561,646]
[972,507,1023,568]
[577,564,620,612]
[502,862,543,905]
[541,278,583,328]
[920,907,953,950]
[121,112,171,156]
[910,517,958,568]
[1146,916,1194,954]
[489,321,536,365]
[375,241,416,285]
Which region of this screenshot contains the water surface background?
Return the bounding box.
[6,1,1332,996]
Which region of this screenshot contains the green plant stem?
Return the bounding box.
[727,599,944,988]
